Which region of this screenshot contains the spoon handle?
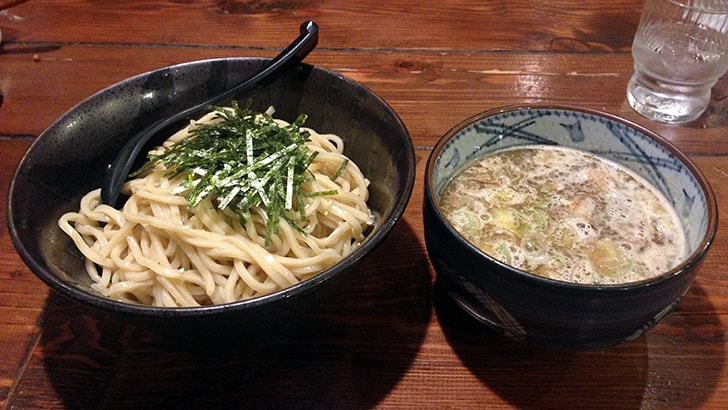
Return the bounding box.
[101,20,319,208]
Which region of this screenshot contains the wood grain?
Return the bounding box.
[2,1,727,408]
[2,44,727,153]
[3,0,641,51]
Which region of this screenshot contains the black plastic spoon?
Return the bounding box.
[100,20,319,208]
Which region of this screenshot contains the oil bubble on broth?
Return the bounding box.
[439,145,687,285]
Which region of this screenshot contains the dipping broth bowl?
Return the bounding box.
[424,105,718,350]
[8,58,415,339]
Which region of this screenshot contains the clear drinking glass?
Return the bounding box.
[627,0,728,123]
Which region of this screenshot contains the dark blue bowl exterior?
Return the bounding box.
[8,58,415,336]
[424,105,717,350]
[425,197,700,350]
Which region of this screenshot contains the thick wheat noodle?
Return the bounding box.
[58,109,374,307]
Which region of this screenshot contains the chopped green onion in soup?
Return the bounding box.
[439,145,687,285]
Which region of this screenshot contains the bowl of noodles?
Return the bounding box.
[8,57,415,337]
[424,105,718,350]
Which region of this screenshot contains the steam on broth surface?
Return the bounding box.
[439,145,686,285]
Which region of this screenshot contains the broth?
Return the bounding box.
[439,145,686,285]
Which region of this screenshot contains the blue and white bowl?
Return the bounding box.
[424,105,718,350]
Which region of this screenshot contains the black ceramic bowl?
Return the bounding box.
[424,105,718,350]
[8,58,415,338]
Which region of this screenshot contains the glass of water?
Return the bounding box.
[627,0,728,123]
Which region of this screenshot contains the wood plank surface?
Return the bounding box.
[2,42,727,153]
[3,0,641,51]
[1,0,728,408]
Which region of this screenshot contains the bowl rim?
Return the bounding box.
[425,103,719,291]
[8,56,416,316]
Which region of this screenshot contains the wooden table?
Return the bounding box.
[1,1,727,408]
